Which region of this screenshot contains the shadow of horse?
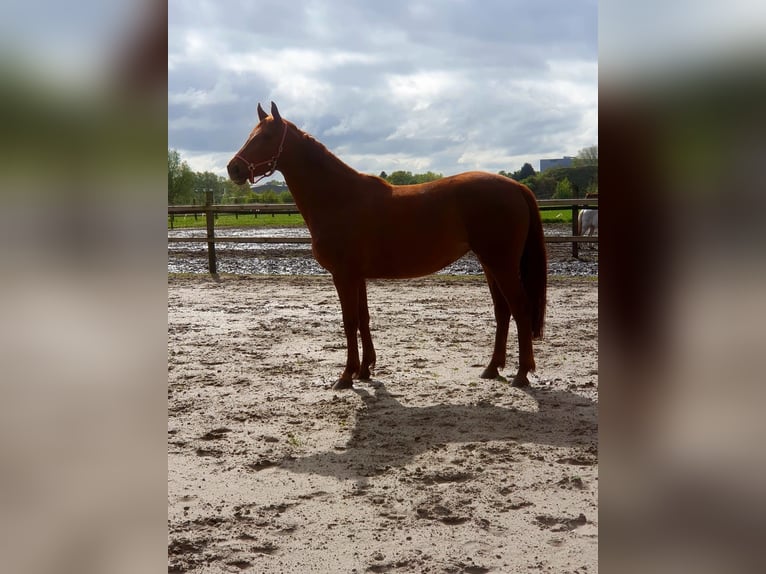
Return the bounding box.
[281,381,597,481]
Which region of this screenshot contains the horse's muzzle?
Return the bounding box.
[227,161,245,184]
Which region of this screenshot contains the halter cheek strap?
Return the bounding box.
[235,123,288,184]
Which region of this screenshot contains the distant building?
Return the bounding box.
[539,156,575,172]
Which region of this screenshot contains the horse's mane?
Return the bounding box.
[296,126,387,185]
[297,128,357,175]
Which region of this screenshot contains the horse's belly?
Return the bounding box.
[366,238,470,279]
[310,208,470,278]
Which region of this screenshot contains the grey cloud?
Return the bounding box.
[169,0,597,177]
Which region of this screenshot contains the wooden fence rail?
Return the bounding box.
[168,199,597,276]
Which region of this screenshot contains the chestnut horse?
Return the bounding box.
[228,102,547,389]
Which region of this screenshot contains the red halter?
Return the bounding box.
[234,122,288,184]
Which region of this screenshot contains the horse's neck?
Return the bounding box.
[281,131,365,222]
[293,132,358,182]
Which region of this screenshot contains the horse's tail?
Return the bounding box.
[577,209,584,235]
[521,190,547,339]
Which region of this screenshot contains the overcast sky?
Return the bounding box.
[168,0,597,181]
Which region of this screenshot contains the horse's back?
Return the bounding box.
[449,171,536,236]
[382,171,531,229]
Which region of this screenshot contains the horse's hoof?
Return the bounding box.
[480,366,499,379]
[511,375,531,388]
[332,378,354,390]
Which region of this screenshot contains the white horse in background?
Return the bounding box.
[578,209,598,236]
[578,209,598,249]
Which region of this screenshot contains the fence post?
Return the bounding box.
[571,204,579,259]
[205,190,218,276]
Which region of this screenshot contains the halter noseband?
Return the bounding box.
[234,122,288,184]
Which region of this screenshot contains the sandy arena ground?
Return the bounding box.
[168,275,598,573]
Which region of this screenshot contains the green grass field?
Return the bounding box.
[168,213,305,229]
[539,209,573,223]
[168,209,572,229]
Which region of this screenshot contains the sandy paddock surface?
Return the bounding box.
[168,275,598,573]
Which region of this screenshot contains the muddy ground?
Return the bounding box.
[168,274,598,573]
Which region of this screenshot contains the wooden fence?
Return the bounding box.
[168,192,598,275]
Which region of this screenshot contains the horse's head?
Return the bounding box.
[227,101,288,185]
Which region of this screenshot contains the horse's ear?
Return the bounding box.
[257,103,268,121]
[270,101,282,123]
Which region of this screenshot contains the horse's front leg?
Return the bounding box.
[332,275,361,389]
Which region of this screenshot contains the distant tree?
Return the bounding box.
[499,162,536,181]
[168,148,195,204]
[384,170,442,185]
[259,190,280,203]
[222,178,249,203]
[539,165,597,198]
[522,173,557,200]
[553,177,574,199]
[517,162,536,180]
[386,170,415,185]
[190,171,225,203]
[521,175,536,192]
[572,145,598,166]
[412,171,443,184]
[379,171,388,180]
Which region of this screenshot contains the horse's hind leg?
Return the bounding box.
[479,263,536,387]
[358,280,376,380]
[480,269,510,380]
